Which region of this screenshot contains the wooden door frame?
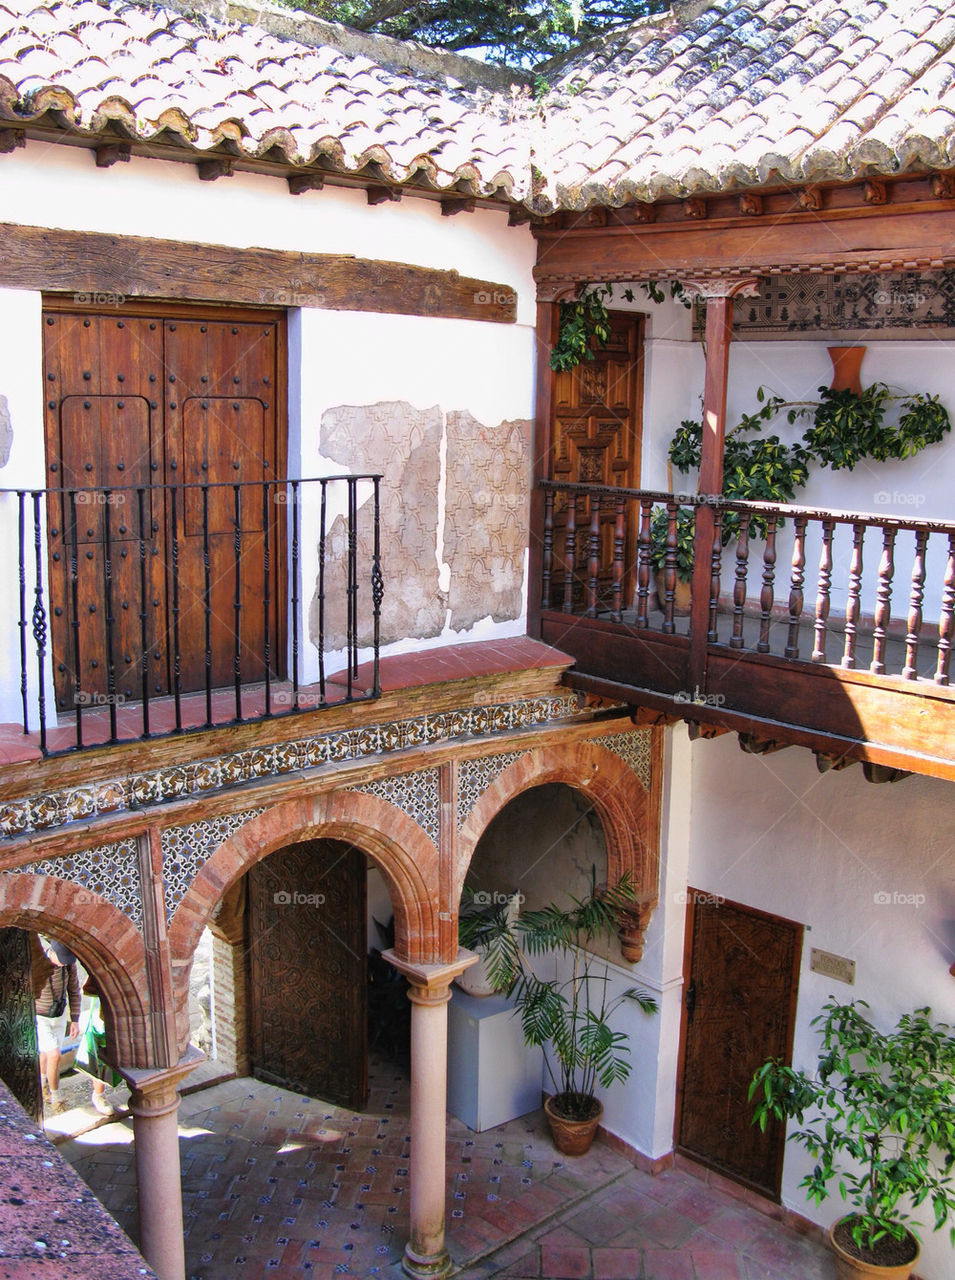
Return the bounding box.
[673,890,804,1200]
[40,296,290,693]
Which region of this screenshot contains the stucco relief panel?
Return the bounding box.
[444,411,530,631]
[318,401,444,649]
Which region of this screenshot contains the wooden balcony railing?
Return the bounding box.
[536,481,955,773]
[2,475,383,757]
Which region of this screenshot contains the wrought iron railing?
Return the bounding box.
[539,481,954,686]
[3,475,383,756]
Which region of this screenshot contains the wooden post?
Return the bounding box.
[683,279,759,692]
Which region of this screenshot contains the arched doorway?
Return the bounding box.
[245,838,368,1108]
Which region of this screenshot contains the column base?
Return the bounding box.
[402,1245,453,1279]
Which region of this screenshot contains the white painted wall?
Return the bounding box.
[678,731,955,1280]
[0,144,538,726]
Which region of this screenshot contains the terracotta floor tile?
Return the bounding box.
[591,1245,645,1278]
[642,1249,695,1279]
[539,1243,593,1278]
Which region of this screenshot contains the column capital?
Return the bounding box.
[117,1044,205,1116]
[382,947,479,1000]
[680,275,761,301]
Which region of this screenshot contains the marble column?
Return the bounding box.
[118,1047,204,1280]
[383,949,478,1280]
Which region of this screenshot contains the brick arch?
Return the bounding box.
[167,791,442,1052]
[0,873,153,1068]
[457,741,659,959]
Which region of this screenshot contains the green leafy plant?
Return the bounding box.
[648,506,696,582]
[549,284,635,372]
[802,384,951,469]
[470,870,658,1122]
[749,999,955,1262]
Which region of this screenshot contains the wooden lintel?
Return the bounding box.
[367,185,401,205]
[441,197,476,217]
[197,157,235,181]
[533,201,955,284]
[0,129,25,154]
[0,222,518,323]
[287,172,325,196]
[94,143,131,168]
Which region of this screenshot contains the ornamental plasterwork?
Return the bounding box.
[160,809,265,923]
[2,839,144,930]
[0,693,583,844]
[597,730,652,791]
[351,769,441,847]
[456,752,527,828]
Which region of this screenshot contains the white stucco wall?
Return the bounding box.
[0,143,538,724]
[679,731,955,1279]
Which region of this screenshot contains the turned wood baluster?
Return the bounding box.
[707,510,723,643]
[562,494,578,614]
[635,498,652,629]
[662,502,678,635]
[870,524,896,675]
[541,489,555,610]
[936,532,955,686]
[903,528,928,680]
[585,495,601,617]
[785,515,807,660]
[812,518,835,663]
[758,512,778,653]
[842,521,865,669]
[611,494,626,623]
[730,513,750,649]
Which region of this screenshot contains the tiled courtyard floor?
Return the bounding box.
[58,1058,837,1280]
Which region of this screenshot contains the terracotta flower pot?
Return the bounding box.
[543,1094,603,1156]
[827,345,866,395]
[829,1216,920,1280]
[654,571,692,616]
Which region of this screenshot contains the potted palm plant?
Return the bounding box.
[472,870,658,1155]
[749,999,955,1279]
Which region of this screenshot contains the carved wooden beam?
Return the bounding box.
[366,184,401,205]
[739,193,763,216]
[684,197,707,219]
[0,129,24,153]
[197,157,234,181]
[863,178,887,206]
[861,761,911,784]
[738,732,792,755]
[931,173,955,200]
[94,143,131,168]
[441,197,476,217]
[287,172,325,195]
[798,185,822,211]
[0,222,518,323]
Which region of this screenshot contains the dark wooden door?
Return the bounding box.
[676,894,802,1198]
[42,306,283,710]
[550,311,645,608]
[0,928,41,1122]
[247,840,367,1109]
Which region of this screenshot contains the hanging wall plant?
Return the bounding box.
[549,284,634,372]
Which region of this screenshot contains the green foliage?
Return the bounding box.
[549,284,635,373]
[749,999,955,1257]
[280,1,670,67]
[802,384,952,470]
[648,506,695,581]
[464,870,658,1118]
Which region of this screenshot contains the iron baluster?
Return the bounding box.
[32,491,48,756]
[317,479,327,703]
[103,488,118,742]
[67,489,82,748]
[372,476,383,698]
[137,487,150,737]
[262,481,271,717]
[17,491,28,735]
[291,479,300,711]
[203,483,213,726]
[233,483,242,721]
[170,484,182,731]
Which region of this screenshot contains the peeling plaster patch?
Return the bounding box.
[444,412,530,631]
[317,402,445,649]
[0,396,11,468]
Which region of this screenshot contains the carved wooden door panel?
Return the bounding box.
[550,312,645,608]
[247,840,367,1110]
[676,895,802,1198]
[42,306,283,709]
[0,928,41,1122]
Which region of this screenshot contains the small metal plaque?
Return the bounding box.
[810,948,855,985]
